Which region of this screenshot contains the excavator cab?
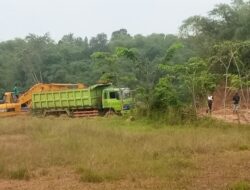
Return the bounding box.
[0,92,20,114]
[1,92,16,104]
[0,92,18,104]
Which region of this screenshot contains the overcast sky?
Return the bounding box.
[0,0,232,41]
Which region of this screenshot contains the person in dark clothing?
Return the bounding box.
[13,84,20,102]
[232,92,240,113]
[207,95,213,114]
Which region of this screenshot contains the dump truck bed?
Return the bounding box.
[32,87,103,110]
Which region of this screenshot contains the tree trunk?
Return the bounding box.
[232,55,247,107]
[221,55,233,118]
[223,70,229,118]
[191,81,197,116]
[247,82,249,110]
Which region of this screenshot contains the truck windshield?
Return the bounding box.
[109,91,120,100]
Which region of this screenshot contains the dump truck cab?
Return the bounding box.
[102,87,133,113]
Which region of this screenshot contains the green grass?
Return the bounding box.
[0,116,249,189]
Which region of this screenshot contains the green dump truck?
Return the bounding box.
[32,83,132,117]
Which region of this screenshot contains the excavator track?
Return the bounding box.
[0,111,28,117]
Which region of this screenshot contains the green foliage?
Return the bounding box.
[1,0,250,121]
[181,0,250,41]
[116,47,137,61]
[164,42,183,62]
[158,54,216,114]
[229,74,241,90]
[153,77,179,109]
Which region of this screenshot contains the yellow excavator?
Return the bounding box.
[0,83,86,117]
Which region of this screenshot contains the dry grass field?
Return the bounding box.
[0,116,249,190]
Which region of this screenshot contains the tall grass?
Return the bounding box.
[229,181,250,190]
[0,116,249,187]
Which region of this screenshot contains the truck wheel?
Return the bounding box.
[43,110,47,117]
[105,109,115,117]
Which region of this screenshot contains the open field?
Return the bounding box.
[0,116,249,190]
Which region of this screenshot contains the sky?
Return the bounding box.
[0,0,232,41]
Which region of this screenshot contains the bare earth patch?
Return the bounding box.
[200,108,250,124]
[212,109,250,125]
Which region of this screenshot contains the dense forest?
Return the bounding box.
[0,0,250,118]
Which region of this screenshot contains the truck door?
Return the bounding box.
[103,90,122,112]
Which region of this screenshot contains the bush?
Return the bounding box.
[146,106,197,126]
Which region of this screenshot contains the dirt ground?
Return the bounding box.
[212,109,250,124]
[208,86,250,125]
[200,108,250,124]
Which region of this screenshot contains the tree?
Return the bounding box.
[111,29,131,41]
[210,41,250,115]
[91,48,137,86]
[89,33,109,52]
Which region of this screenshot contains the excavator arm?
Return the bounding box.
[18,83,85,108]
[0,83,86,116]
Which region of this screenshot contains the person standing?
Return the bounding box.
[232,92,240,113]
[13,84,20,101]
[207,95,213,114]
